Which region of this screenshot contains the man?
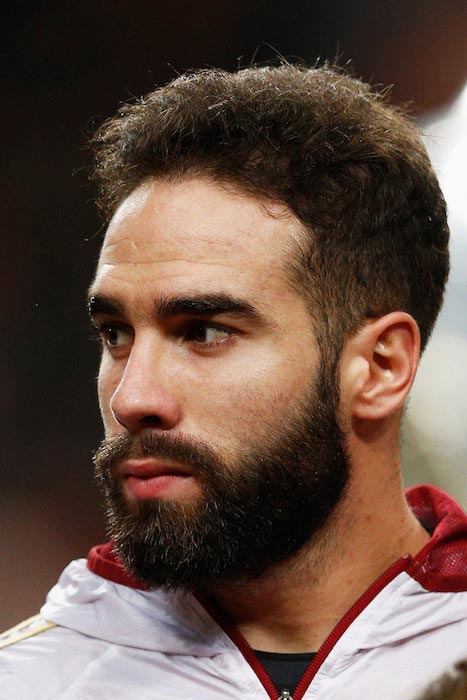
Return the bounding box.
[1,64,466,699]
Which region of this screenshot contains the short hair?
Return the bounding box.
[91,64,449,355]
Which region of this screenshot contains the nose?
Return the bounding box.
[109,338,182,433]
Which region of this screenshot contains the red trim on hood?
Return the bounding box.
[405,485,467,592]
[87,543,148,590]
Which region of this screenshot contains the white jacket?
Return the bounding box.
[1,485,466,700]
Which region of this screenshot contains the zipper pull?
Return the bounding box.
[277,691,294,700]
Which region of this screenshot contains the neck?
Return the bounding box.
[211,466,429,653]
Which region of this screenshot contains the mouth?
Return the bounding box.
[118,459,198,501]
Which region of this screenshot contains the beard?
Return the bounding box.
[93,363,349,592]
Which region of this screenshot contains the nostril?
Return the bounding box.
[140,415,165,429]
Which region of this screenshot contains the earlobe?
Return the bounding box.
[344,313,420,421]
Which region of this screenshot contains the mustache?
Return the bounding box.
[92,431,223,479]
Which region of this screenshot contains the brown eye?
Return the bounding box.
[184,322,231,346]
[100,324,133,349]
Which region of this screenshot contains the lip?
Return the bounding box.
[118,458,195,479]
[118,459,198,501]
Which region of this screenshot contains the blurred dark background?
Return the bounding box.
[2,1,466,629]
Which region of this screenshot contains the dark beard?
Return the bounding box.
[93,365,349,591]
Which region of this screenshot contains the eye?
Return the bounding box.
[97,323,133,350]
[183,322,233,348]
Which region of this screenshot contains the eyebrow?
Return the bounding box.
[87,292,272,327]
[87,294,125,319]
[155,294,270,325]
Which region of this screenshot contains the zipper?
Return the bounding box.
[277,691,294,700]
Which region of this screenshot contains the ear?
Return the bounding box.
[341,312,421,420]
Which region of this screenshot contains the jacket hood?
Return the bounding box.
[41,559,233,655]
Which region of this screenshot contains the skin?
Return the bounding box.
[89,176,430,652]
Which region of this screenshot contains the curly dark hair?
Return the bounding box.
[91,64,449,355]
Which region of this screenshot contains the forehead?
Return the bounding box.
[94,177,306,308]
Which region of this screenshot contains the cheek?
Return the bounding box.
[187,353,314,444]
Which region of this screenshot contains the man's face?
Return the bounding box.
[90,177,348,589]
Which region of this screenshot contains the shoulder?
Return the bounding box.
[0,614,107,700]
[0,614,64,699]
[0,614,56,650]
